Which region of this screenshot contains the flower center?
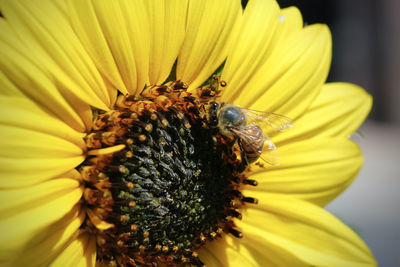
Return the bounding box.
[79,80,258,266]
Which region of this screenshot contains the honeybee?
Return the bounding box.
[208,101,293,165]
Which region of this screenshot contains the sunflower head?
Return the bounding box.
[80,80,260,265]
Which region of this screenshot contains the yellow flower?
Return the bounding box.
[0,0,376,266]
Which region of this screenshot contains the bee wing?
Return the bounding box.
[263,135,277,151]
[260,152,281,166]
[243,108,294,136]
[230,127,260,146]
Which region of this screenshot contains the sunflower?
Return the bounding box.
[0,0,376,266]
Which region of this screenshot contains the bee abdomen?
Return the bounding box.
[240,126,264,163]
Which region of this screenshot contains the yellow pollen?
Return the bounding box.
[129,201,136,207]
[138,134,146,142]
[130,224,137,231]
[126,138,134,145]
[119,165,127,173]
[97,236,106,245]
[200,233,206,242]
[145,124,153,132]
[120,215,128,222]
[150,113,158,120]
[98,172,107,179]
[126,182,134,189]
[143,231,149,238]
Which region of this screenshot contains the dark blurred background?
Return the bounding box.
[279,0,400,124]
[243,0,400,124]
[243,1,400,266]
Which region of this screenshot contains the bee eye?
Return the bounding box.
[220,107,244,126]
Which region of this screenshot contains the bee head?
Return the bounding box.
[218,105,246,129]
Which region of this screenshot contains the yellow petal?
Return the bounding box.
[1,0,112,111]
[0,96,85,148]
[227,234,308,267]
[68,0,150,95]
[177,0,241,90]
[145,0,188,85]
[0,176,81,219]
[49,231,96,267]
[232,24,331,120]
[198,247,222,266]
[247,138,363,206]
[221,4,304,104]
[0,104,85,188]
[236,193,376,267]
[0,125,83,158]
[275,83,372,145]
[200,237,260,266]
[0,20,91,132]
[221,0,280,100]
[0,67,25,97]
[87,208,114,231]
[201,232,304,266]
[0,174,83,253]
[0,156,84,188]
[270,7,304,50]
[4,206,85,266]
[87,144,125,156]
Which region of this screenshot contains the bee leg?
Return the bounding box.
[226,137,236,147]
[237,140,249,172]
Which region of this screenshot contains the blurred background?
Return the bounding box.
[277,0,400,123]
[271,0,400,266]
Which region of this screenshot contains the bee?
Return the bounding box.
[208,101,293,165]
